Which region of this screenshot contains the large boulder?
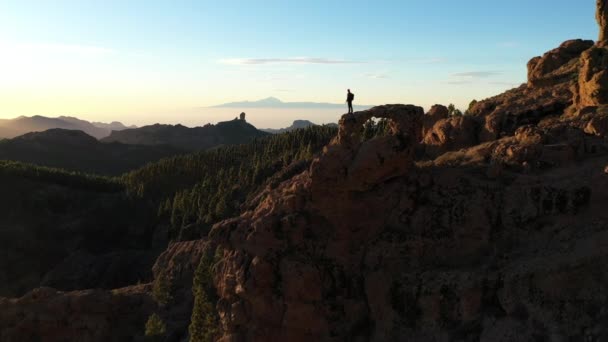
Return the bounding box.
[573,46,608,110]
[527,39,593,87]
[423,115,479,158]
[422,104,449,138]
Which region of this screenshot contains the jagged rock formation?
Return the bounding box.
[573,46,608,111]
[211,98,608,340]
[423,115,479,158]
[151,240,216,338]
[467,38,595,143]
[312,105,423,192]
[208,7,608,338]
[421,104,449,138]
[598,0,608,43]
[527,39,594,87]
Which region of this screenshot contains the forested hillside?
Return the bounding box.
[0,161,161,297]
[123,125,338,240]
[0,125,338,298]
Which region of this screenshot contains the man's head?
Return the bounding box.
[347,89,351,93]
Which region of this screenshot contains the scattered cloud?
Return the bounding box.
[219,57,361,65]
[451,71,502,78]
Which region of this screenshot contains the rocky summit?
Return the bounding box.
[3,3,608,342]
[208,6,608,341]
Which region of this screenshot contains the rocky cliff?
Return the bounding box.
[208,6,608,341]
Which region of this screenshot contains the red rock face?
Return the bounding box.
[422,105,449,138]
[210,96,608,340]
[574,46,608,111]
[527,39,594,87]
[422,115,479,158]
[598,0,608,42]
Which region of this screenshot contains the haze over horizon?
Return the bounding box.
[0,0,598,127]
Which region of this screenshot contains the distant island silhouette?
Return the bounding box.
[210,97,373,110]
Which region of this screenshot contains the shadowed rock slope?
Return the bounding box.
[210,99,608,341]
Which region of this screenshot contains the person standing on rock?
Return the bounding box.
[346,89,355,114]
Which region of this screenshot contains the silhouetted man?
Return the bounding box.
[346,89,355,114]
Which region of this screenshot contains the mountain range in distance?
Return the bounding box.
[0,117,333,175]
[210,97,373,110]
[0,128,183,175]
[0,115,136,140]
[101,118,269,151]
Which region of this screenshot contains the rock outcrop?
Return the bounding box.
[527,39,594,87]
[469,38,593,143]
[151,240,216,339]
[210,96,608,341]
[422,105,449,138]
[598,0,608,43]
[207,6,608,339]
[573,46,608,111]
[312,105,423,192]
[422,115,479,158]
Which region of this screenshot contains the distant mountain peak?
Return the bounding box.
[259,97,282,104]
[0,115,137,139]
[211,97,372,110]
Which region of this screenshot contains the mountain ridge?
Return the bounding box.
[0,128,184,175]
[0,115,135,139]
[101,118,269,150]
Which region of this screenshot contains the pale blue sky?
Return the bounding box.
[0,1,599,126]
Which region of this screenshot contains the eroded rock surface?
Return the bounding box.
[423,115,479,158]
[574,46,608,111]
[422,104,449,138]
[598,0,608,43]
[527,39,593,87]
[210,98,608,341]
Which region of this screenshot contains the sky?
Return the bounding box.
[0,0,599,128]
